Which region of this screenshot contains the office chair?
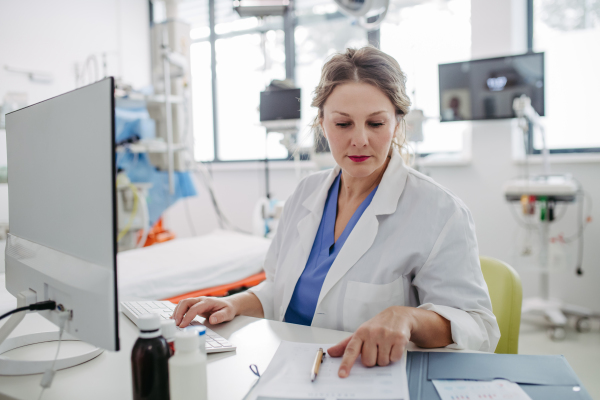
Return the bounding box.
[480,256,523,354]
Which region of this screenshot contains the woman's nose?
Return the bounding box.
[351,127,368,147]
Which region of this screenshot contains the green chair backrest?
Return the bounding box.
[479,256,523,354]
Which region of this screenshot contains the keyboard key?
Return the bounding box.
[121,301,234,352]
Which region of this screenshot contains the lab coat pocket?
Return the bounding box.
[343,276,405,332]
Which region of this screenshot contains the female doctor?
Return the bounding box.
[173,46,500,377]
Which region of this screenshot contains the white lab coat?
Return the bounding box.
[249,149,501,352]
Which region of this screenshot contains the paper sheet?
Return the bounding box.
[432,379,533,400]
[247,341,409,400]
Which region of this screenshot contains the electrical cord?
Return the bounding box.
[506,177,593,277]
[0,300,56,321]
[179,173,198,237]
[37,309,70,400]
[116,181,140,243]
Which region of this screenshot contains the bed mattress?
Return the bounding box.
[117,230,271,300]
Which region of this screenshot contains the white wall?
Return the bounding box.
[0,0,151,224]
[0,0,151,104]
[166,0,600,313]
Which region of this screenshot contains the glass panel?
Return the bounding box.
[216,31,288,160]
[381,0,471,155]
[295,17,368,149]
[190,42,215,161]
[534,0,600,150]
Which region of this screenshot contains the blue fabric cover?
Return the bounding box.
[284,172,378,326]
[115,107,196,226]
[115,107,156,144]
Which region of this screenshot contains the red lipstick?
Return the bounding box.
[349,156,370,162]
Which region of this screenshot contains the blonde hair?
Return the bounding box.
[311,46,411,153]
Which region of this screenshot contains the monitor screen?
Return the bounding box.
[439,53,544,121]
[260,88,301,121]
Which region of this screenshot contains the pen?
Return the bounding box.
[311,348,325,382]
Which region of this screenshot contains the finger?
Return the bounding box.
[208,307,234,325]
[376,341,392,367]
[338,336,363,378]
[169,302,178,319]
[361,340,378,368]
[173,299,194,325]
[327,336,352,358]
[390,342,405,363]
[179,300,211,328]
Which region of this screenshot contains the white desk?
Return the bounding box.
[0,312,468,400]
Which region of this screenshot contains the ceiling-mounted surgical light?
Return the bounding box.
[333,0,390,31]
[233,0,289,17]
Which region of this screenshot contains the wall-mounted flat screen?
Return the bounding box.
[439,53,544,122]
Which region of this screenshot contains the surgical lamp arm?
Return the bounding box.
[513,95,550,175]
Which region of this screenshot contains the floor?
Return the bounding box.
[518,315,600,399]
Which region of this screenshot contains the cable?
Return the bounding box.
[37,309,70,400]
[136,187,150,248]
[180,173,197,237]
[116,181,140,243]
[576,187,584,275]
[0,301,56,321]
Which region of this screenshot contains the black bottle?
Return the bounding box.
[131,314,171,400]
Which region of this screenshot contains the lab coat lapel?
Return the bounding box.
[314,150,409,310]
[278,166,341,321]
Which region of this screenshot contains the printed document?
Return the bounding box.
[246,341,409,400]
[433,379,533,400]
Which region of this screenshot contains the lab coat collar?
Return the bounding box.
[301,148,408,217]
[369,149,409,216]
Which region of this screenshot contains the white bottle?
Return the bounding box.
[169,329,207,400]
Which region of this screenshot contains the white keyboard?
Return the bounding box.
[121,301,236,353]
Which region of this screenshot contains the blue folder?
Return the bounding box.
[406,351,592,400]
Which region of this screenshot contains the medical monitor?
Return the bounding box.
[439,52,544,122]
[260,88,301,122]
[5,78,119,351]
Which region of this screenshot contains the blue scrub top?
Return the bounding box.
[284,172,379,326]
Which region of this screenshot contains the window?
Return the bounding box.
[295,11,368,149]
[216,31,288,160]
[182,0,289,161]
[380,0,471,157]
[533,0,600,153]
[190,41,214,161]
[181,0,473,161]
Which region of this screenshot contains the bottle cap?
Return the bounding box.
[160,319,177,340]
[174,331,200,352]
[137,314,161,333]
[184,325,206,336]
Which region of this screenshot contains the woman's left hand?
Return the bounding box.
[328,305,452,378]
[327,306,415,378]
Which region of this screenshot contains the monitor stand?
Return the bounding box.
[0,291,104,376]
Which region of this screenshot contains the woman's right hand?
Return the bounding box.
[172,296,237,328]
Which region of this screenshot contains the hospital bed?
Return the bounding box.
[117,229,271,302]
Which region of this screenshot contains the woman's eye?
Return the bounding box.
[369,122,384,127]
[336,122,351,128]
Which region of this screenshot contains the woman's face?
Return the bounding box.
[321,82,398,179]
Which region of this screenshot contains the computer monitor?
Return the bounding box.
[4,78,119,352]
[439,52,544,121]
